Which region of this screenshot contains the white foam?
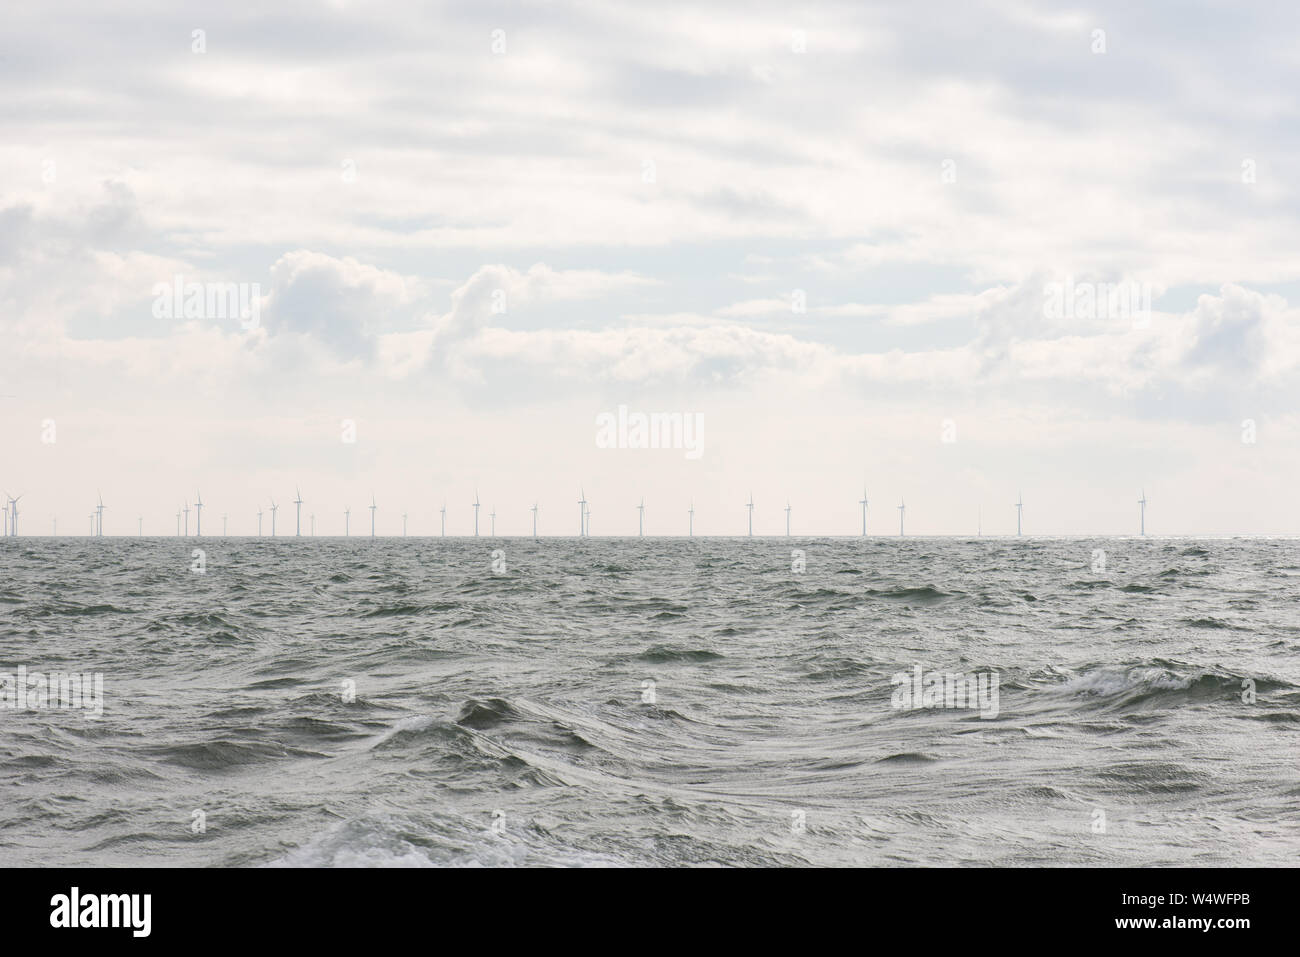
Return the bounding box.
[266,812,632,868]
[370,714,435,747]
[1063,668,1192,696]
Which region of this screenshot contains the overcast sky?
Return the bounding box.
[2,0,1298,536]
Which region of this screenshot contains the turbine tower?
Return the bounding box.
[258,507,263,536]
[688,500,694,537]
[294,488,303,537]
[137,517,142,537]
[578,488,587,537]
[344,506,350,537]
[473,490,480,537]
[1138,489,1147,536]
[490,506,495,537]
[195,491,203,537]
[898,499,905,537]
[859,487,868,536]
[403,511,408,537]
[7,494,18,537]
[440,503,446,537]
[310,514,315,536]
[183,502,190,536]
[531,502,539,537]
[746,492,754,537]
[269,498,278,537]
[95,491,105,537]
[785,500,791,537]
[222,513,228,536]
[637,498,645,537]
[1015,492,1023,537]
[175,507,181,536]
[369,494,377,537]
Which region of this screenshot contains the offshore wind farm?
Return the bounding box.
[0,486,1165,537]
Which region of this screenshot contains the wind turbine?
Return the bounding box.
[859,487,868,536]
[222,513,228,537]
[270,498,278,537]
[310,514,316,536]
[1015,492,1023,537]
[258,506,263,536]
[898,499,905,537]
[1138,489,1147,536]
[531,502,539,537]
[343,506,349,536]
[9,494,20,537]
[440,503,446,537]
[473,491,480,537]
[637,498,645,537]
[403,511,408,537]
[195,491,203,537]
[369,494,377,537]
[294,488,303,537]
[89,513,95,536]
[688,500,694,537]
[1,492,8,536]
[175,507,181,536]
[746,492,754,537]
[183,501,190,536]
[138,516,142,537]
[490,506,495,537]
[95,491,105,537]
[578,488,587,537]
[785,500,792,537]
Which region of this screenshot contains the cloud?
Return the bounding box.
[265,251,421,358]
[430,263,657,353]
[1181,284,1284,379]
[4,1,1300,533]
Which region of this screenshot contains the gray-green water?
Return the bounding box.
[1,537,1297,866]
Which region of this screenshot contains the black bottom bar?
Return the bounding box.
[1,866,1285,944]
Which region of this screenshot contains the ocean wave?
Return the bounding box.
[634,645,723,663]
[866,586,954,603]
[455,698,519,729]
[1050,663,1292,710]
[151,739,330,770]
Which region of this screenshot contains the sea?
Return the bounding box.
[1,536,1297,867]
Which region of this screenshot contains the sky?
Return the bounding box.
[2,0,1299,537]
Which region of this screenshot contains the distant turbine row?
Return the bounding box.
[1,489,1154,537]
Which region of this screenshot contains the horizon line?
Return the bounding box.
[4,533,1293,541]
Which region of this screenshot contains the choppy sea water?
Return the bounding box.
[1,537,1297,867]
